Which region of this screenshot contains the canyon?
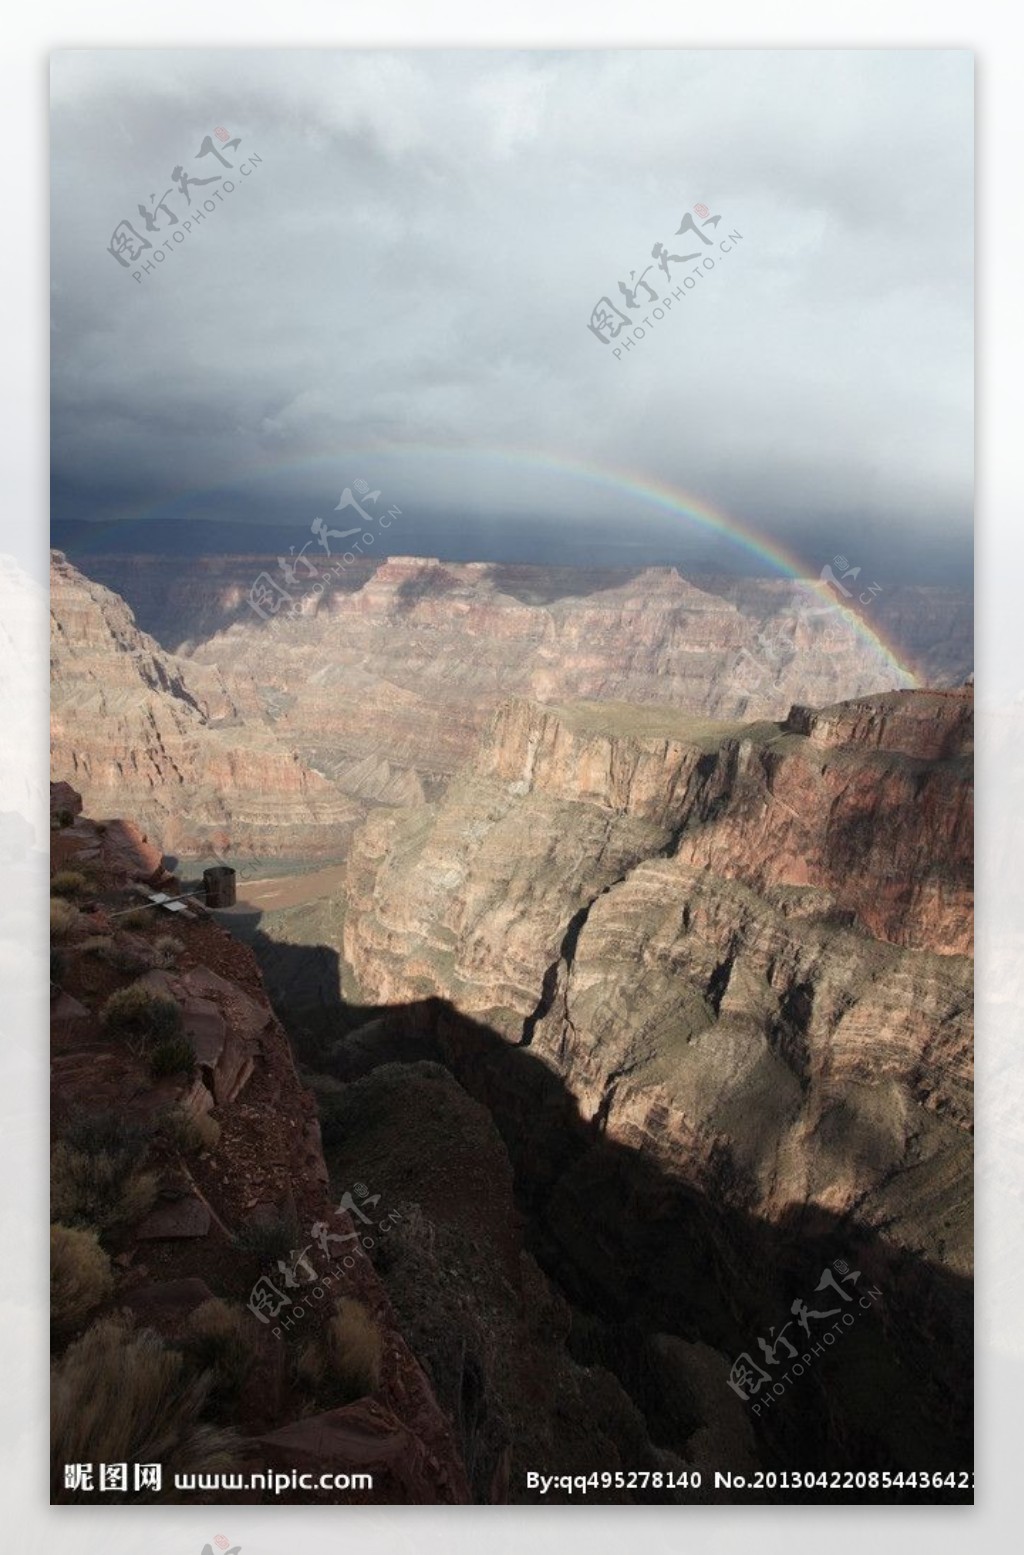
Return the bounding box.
[57,787,749,1503]
[52,549,972,856]
[50,552,362,858]
[65,551,973,697]
[223,683,972,1493]
[50,549,974,1501]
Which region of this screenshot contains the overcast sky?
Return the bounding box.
[50,49,973,580]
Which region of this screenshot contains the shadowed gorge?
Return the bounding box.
[220,682,972,1499]
[50,561,973,1505]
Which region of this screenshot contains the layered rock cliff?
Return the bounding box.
[49,786,472,1502]
[52,787,724,1504]
[58,553,969,817]
[70,553,973,696]
[327,686,972,1487]
[50,553,360,858]
[189,556,926,799]
[342,686,973,1276]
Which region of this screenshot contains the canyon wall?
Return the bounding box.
[50,788,469,1503]
[50,553,360,858]
[57,553,973,821]
[343,688,973,1273]
[68,553,974,698]
[52,789,748,1503]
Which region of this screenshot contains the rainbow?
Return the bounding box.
[61,443,918,685]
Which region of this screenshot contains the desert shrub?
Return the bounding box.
[160,1105,221,1155]
[78,935,114,956]
[62,1110,153,1166]
[51,870,89,898]
[51,1141,158,1233]
[148,1034,196,1079]
[101,982,182,1048]
[51,1315,240,1501]
[297,1297,382,1403]
[117,907,155,930]
[153,934,185,967]
[181,1300,255,1407]
[50,899,82,941]
[234,1210,302,1263]
[51,1224,114,1340]
[78,935,150,973]
[53,1111,157,1235]
[107,944,155,975]
[55,807,75,829]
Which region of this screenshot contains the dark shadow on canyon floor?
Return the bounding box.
[223,909,974,1505]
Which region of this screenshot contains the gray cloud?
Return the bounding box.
[51,48,973,578]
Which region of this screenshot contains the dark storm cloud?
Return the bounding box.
[50,48,972,575]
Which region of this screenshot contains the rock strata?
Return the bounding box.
[50,552,359,858]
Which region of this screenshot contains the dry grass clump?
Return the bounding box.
[147,1034,196,1080]
[50,899,83,941]
[78,936,152,975]
[51,869,89,898]
[63,1110,153,1161]
[117,906,155,930]
[79,933,155,975]
[51,1224,114,1340]
[234,1209,302,1262]
[153,934,186,967]
[51,1141,158,1234]
[107,943,155,975]
[297,1296,383,1403]
[182,1299,255,1407]
[51,1314,240,1501]
[160,1105,221,1155]
[78,935,114,956]
[101,981,183,1047]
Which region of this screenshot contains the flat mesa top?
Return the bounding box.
[539,700,778,749]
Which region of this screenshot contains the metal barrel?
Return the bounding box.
[203,864,237,908]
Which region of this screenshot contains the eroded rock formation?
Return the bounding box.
[50,553,360,857]
[59,552,973,821]
[337,687,973,1480]
[51,786,715,1504]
